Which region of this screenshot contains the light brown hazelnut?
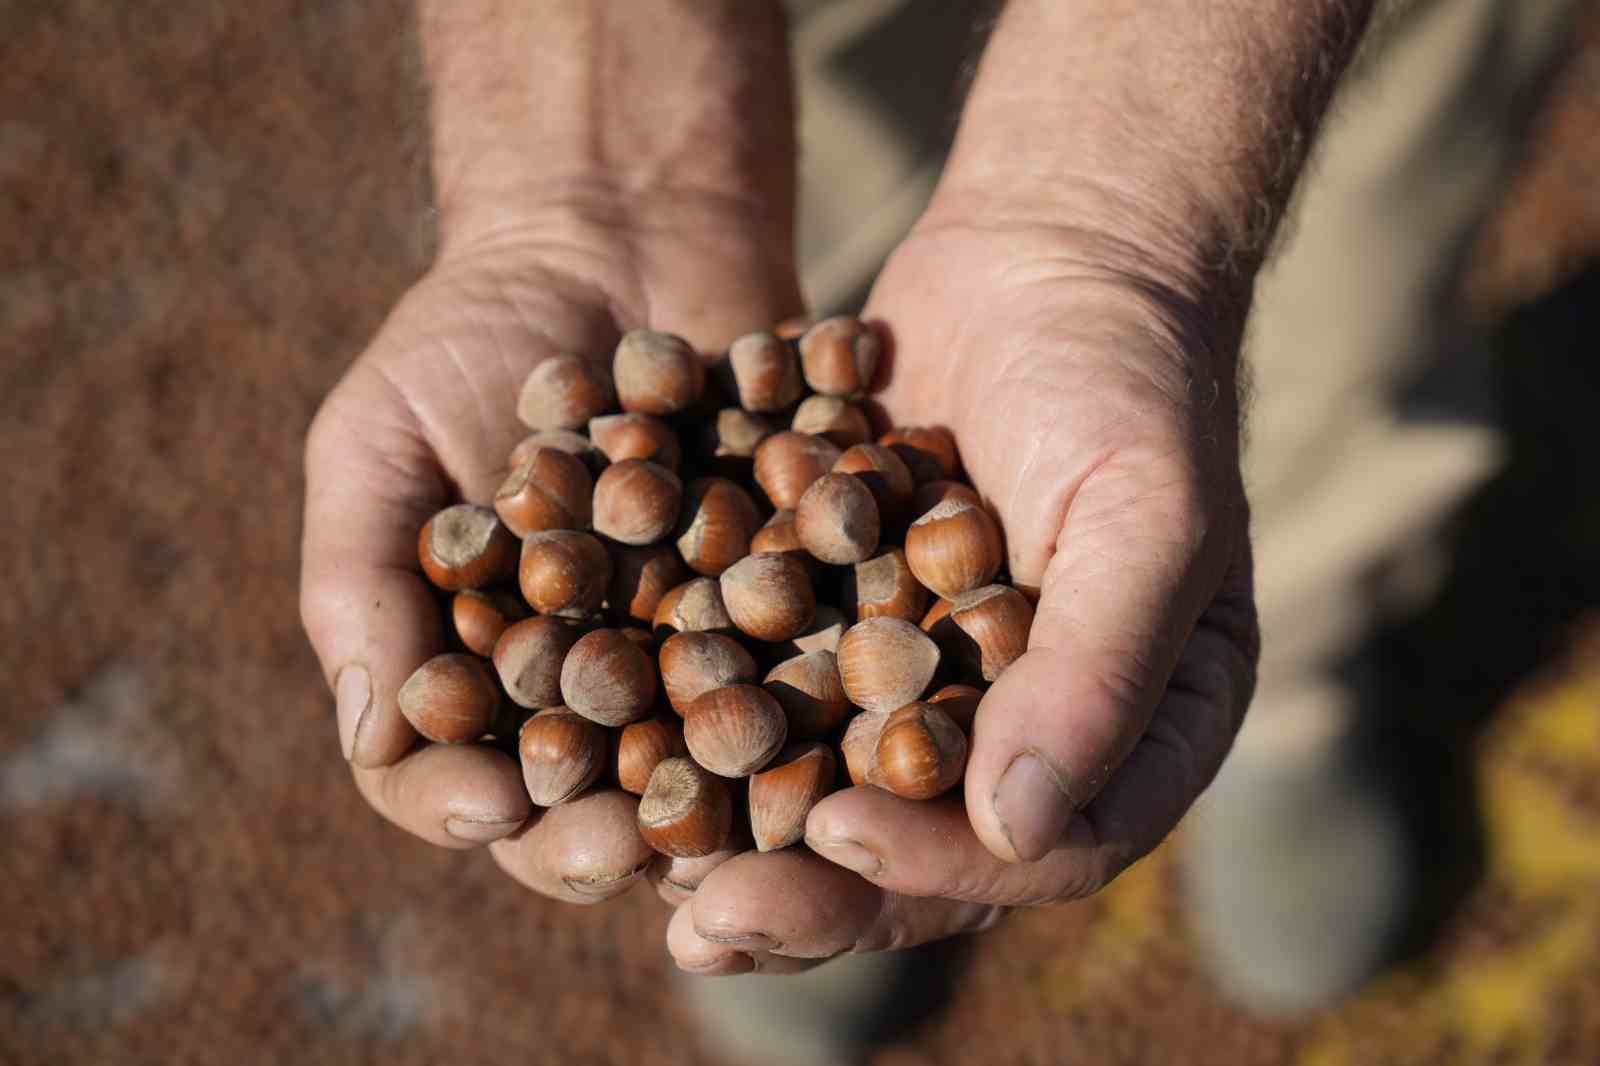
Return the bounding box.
[519,707,607,806]
[675,477,762,576]
[795,472,880,565]
[769,605,848,660]
[614,715,688,795]
[750,509,803,556]
[748,743,837,851]
[720,552,817,641]
[592,459,683,546]
[588,412,682,472]
[835,617,940,713]
[712,407,779,460]
[927,683,984,733]
[773,316,813,341]
[791,395,872,448]
[879,425,960,484]
[652,576,735,639]
[493,446,594,536]
[559,628,658,726]
[637,757,734,858]
[919,597,954,633]
[516,353,615,431]
[841,548,929,624]
[832,443,915,526]
[682,684,788,777]
[511,428,609,478]
[903,497,1005,599]
[840,709,890,786]
[797,316,880,397]
[910,479,981,523]
[753,431,843,510]
[613,330,705,416]
[452,588,530,658]
[763,650,851,739]
[726,331,805,412]
[868,701,967,800]
[397,653,500,744]
[658,631,759,715]
[928,584,1034,682]
[418,504,518,591]
[493,615,582,709]
[606,543,690,626]
[519,530,612,615]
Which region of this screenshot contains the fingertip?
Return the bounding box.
[353,742,530,850]
[489,788,653,904]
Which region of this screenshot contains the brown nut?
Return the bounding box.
[607,543,691,626]
[910,479,981,523]
[726,330,805,412]
[638,757,733,858]
[927,683,983,733]
[753,431,843,510]
[791,395,872,448]
[711,407,779,462]
[773,316,813,342]
[769,604,848,660]
[720,552,817,642]
[494,446,594,537]
[511,428,609,478]
[397,653,500,744]
[559,628,658,726]
[929,584,1034,683]
[519,707,607,806]
[763,650,851,739]
[658,632,759,715]
[841,548,929,624]
[836,617,940,714]
[833,443,915,526]
[614,715,689,795]
[682,684,788,777]
[748,742,837,852]
[868,701,968,800]
[676,477,762,576]
[613,330,705,416]
[452,588,530,658]
[516,353,615,431]
[794,472,880,565]
[588,412,682,472]
[418,504,518,591]
[493,615,583,709]
[919,597,954,634]
[797,316,880,397]
[652,576,735,639]
[879,425,960,484]
[904,497,1005,599]
[519,530,611,615]
[591,459,682,546]
[840,709,890,786]
[750,509,803,556]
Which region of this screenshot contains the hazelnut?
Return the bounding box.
[879,425,960,484]
[397,653,500,744]
[791,395,872,448]
[795,473,880,565]
[675,477,762,576]
[511,428,609,478]
[606,543,691,626]
[919,597,954,633]
[652,576,735,639]
[494,446,594,536]
[928,584,1034,682]
[658,631,759,715]
[753,431,843,510]
[418,504,518,591]
[637,757,733,858]
[927,683,983,733]
[592,459,683,546]
[835,617,940,713]
[910,479,981,523]
[841,548,928,624]
[493,615,582,709]
[770,604,848,660]
[712,407,778,460]
[763,650,851,739]
[832,443,914,526]
[840,709,890,786]
[682,684,788,777]
[750,509,803,556]
[588,412,682,472]
[452,587,530,657]
[903,497,1005,599]
[726,331,805,412]
[868,701,967,800]
[613,330,705,416]
[516,353,614,431]
[519,530,612,615]
[519,707,607,806]
[797,316,880,397]
[560,628,658,726]
[720,552,817,641]
[772,316,813,342]
[748,742,837,851]
[614,715,688,795]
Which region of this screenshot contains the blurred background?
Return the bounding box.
[2,1,1598,1063]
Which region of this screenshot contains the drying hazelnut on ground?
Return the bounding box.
[753,431,843,510]
[613,330,705,416]
[588,412,682,472]
[749,743,837,852]
[493,615,582,709]
[798,315,880,397]
[560,628,658,726]
[683,684,788,777]
[795,473,880,565]
[592,459,683,546]
[771,605,848,660]
[833,443,915,526]
[516,353,614,431]
[879,425,960,484]
[607,543,690,625]
[869,701,968,800]
[652,576,735,639]
[763,650,851,738]
[493,446,594,537]
[614,715,688,795]
[840,709,890,786]
[910,479,982,523]
[638,757,733,858]
[397,653,500,744]
[929,584,1035,682]
[452,588,529,658]
[519,708,607,806]
[720,552,817,641]
[712,407,778,460]
[791,395,872,448]
[836,617,940,713]
[904,497,1005,599]
[927,683,984,733]
[418,504,518,591]
[676,477,762,576]
[726,331,805,412]
[511,428,609,477]
[658,631,759,715]
[519,530,611,615]
[841,548,928,624]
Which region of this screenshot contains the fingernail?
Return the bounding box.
[698,931,779,952]
[444,816,523,844]
[806,834,882,877]
[564,860,651,897]
[993,751,1072,862]
[335,664,372,762]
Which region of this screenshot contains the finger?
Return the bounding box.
[351,742,530,849]
[488,788,655,904]
[647,824,753,906]
[667,906,826,976]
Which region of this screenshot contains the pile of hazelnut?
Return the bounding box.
[404,316,1033,868]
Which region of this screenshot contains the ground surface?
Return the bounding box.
[2,3,1597,1064]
